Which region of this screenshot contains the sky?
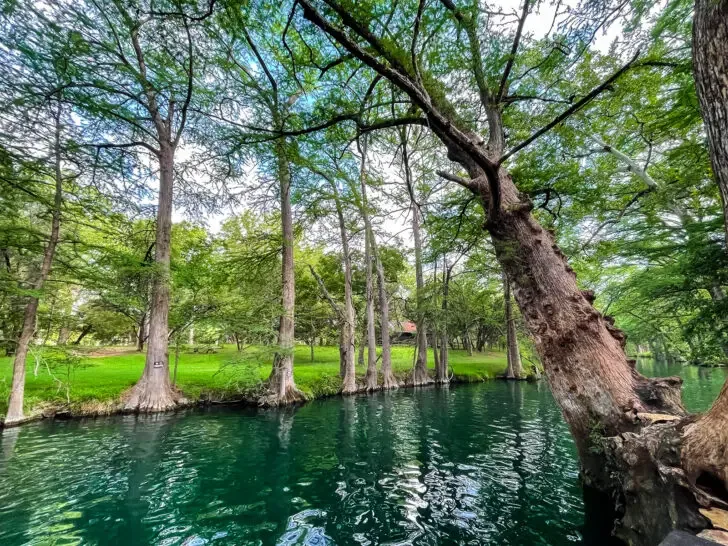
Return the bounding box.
[171,0,626,244]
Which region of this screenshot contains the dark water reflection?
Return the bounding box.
[0,362,724,545]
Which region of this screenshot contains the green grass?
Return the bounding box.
[0,344,508,419]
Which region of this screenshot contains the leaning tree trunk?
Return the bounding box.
[437,111,695,542]
[295,5,722,540]
[124,144,180,412]
[372,232,397,389]
[682,20,728,514]
[693,0,728,248]
[503,275,524,379]
[5,109,63,426]
[261,141,305,406]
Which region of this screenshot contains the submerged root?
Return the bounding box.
[123,379,182,413]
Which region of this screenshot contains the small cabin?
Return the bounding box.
[392,320,417,344]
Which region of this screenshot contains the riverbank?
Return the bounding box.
[0,345,509,426]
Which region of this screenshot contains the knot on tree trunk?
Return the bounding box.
[634,374,686,416]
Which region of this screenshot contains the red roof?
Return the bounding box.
[400,321,417,333]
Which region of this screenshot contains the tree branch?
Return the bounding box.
[499,50,641,164]
[496,0,530,102]
[436,170,479,193]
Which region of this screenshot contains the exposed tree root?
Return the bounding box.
[365,368,379,392]
[258,384,306,407]
[258,355,307,407]
[341,377,358,395]
[381,370,400,390]
[411,367,433,386]
[580,403,728,546]
[123,379,182,413]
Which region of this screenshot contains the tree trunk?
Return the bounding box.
[401,128,430,386]
[372,233,397,389]
[693,0,728,247]
[261,140,305,406]
[72,324,92,345]
[332,182,357,394]
[172,334,180,387]
[464,332,473,356]
[681,41,728,500]
[432,334,440,371]
[136,312,146,352]
[357,322,366,368]
[310,340,314,362]
[708,284,728,359]
[124,145,179,412]
[411,202,431,385]
[5,107,63,426]
[503,275,524,379]
[435,260,450,383]
[359,137,379,391]
[57,325,70,345]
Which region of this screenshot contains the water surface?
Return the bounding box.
[0,361,725,546]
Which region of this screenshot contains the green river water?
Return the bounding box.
[0,360,725,546]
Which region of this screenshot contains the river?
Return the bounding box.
[0,360,725,546]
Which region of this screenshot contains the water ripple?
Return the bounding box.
[0,382,596,545]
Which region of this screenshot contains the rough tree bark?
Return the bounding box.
[693,0,728,248]
[4,106,64,426]
[682,0,728,516]
[503,275,524,379]
[261,141,305,405]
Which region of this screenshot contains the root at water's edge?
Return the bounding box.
[123,378,182,413]
[597,416,728,546]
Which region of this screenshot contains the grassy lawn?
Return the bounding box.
[0,344,508,419]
